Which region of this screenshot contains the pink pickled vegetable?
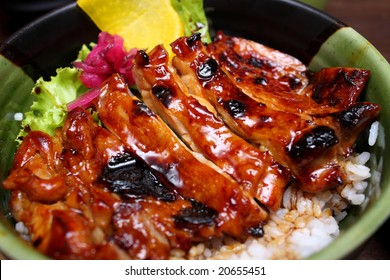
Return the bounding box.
[67,88,100,111]
[74,32,137,88]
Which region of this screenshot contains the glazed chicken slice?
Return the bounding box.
[3,110,128,259]
[132,44,291,211]
[96,74,268,238]
[172,34,380,193]
[209,31,310,94]
[207,32,370,116]
[171,35,352,192]
[112,196,220,259]
[305,67,370,109]
[2,130,69,204]
[207,33,381,156]
[4,109,220,259]
[65,110,219,258]
[103,151,224,250]
[63,114,218,260]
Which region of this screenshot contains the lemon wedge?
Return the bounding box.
[77,0,184,55]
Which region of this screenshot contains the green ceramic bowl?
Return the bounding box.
[0,0,389,259]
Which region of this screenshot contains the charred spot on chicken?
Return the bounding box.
[103,152,177,202]
[289,126,339,162]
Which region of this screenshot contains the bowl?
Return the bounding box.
[0,0,389,259]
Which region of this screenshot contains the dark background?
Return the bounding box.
[0,0,389,259]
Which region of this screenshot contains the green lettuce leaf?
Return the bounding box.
[17,67,87,140]
[171,0,211,43]
[75,42,94,62]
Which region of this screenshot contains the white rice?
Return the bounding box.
[15,221,31,242]
[369,121,379,146]
[178,186,341,260]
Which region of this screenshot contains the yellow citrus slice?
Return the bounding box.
[77,0,184,56]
